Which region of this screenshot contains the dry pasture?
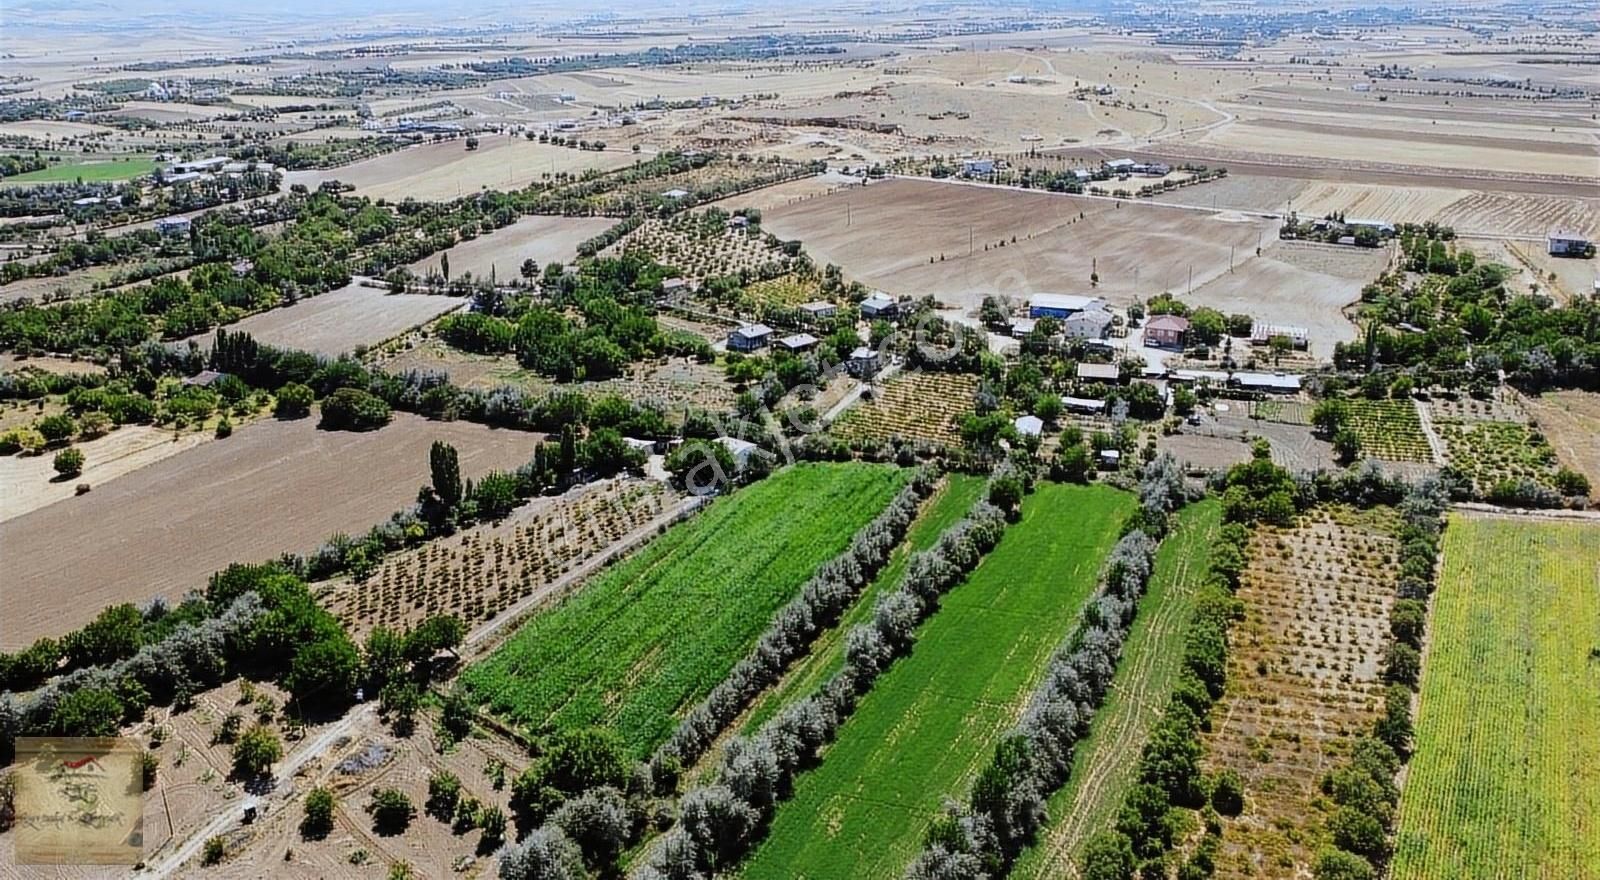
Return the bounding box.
[1522,390,1600,496]
[0,423,217,523]
[0,414,536,650]
[408,214,615,280]
[185,283,464,357]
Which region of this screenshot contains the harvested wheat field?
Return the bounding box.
[1203,505,1401,879]
[763,178,1273,311]
[0,423,218,522]
[281,134,641,201]
[184,283,463,357]
[0,414,536,650]
[408,214,614,280]
[1523,390,1600,497]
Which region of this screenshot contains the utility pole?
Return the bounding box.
[1188,264,1193,295]
[969,224,974,256]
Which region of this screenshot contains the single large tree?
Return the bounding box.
[430,441,463,507]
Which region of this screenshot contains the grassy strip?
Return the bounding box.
[461,462,910,759]
[2,158,159,184]
[739,483,1136,879]
[737,473,988,735]
[1011,500,1223,879]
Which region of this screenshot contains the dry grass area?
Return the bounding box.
[0,423,217,522]
[832,370,980,446]
[706,173,864,213]
[763,177,1273,311]
[1522,390,1600,495]
[184,283,464,357]
[1203,506,1400,879]
[378,336,739,413]
[281,134,641,201]
[0,414,536,650]
[407,214,615,280]
[321,479,681,637]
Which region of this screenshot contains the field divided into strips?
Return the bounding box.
[461,462,910,759]
[1392,515,1600,880]
[740,483,1138,880]
[1012,499,1224,879]
[738,473,988,736]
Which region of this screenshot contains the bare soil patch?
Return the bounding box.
[0,414,536,650]
[0,424,217,523]
[1521,390,1600,496]
[184,283,464,357]
[408,214,614,281]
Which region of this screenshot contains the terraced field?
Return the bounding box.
[1392,514,1600,880]
[460,462,911,758]
[1013,500,1225,878]
[740,482,1137,879]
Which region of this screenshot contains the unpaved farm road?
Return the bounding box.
[887,173,1284,219]
[140,704,375,878]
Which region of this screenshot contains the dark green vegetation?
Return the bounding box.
[462,463,911,758]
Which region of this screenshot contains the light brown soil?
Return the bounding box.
[407,214,615,281]
[1522,390,1600,496]
[0,414,538,650]
[183,283,465,357]
[0,424,216,523]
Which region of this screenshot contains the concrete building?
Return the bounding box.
[1548,229,1591,257]
[1028,293,1103,319]
[777,333,819,353]
[1064,308,1113,340]
[1143,314,1190,349]
[847,346,881,378]
[728,324,774,352]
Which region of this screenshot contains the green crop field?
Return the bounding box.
[1012,499,1224,879]
[1346,398,1434,462]
[739,482,1137,880]
[738,473,987,736]
[1391,514,1600,880]
[461,462,911,758]
[2,158,159,184]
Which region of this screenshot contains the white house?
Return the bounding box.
[728,324,774,352]
[860,293,898,319]
[1064,308,1113,340]
[799,301,838,321]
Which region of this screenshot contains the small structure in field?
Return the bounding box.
[661,188,691,200]
[1097,448,1122,468]
[1062,396,1106,415]
[728,324,774,352]
[715,436,762,470]
[962,158,996,176]
[154,216,192,236]
[1547,229,1592,257]
[1143,314,1190,349]
[1232,372,1303,394]
[183,369,230,387]
[1009,317,1038,338]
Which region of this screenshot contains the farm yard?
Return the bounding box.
[832,371,981,447]
[183,282,465,358]
[762,178,1275,312]
[461,462,911,758]
[0,414,535,650]
[1203,505,1401,879]
[741,483,1137,879]
[407,214,615,281]
[1013,500,1225,879]
[320,479,683,637]
[1392,515,1600,880]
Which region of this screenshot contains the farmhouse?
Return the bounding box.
[1143,314,1190,349]
[154,216,192,236]
[1103,158,1137,173]
[846,346,881,378]
[1062,395,1106,414]
[962,158,996,176]
[1076,362,1122,384]
[1250,322,1310,349]
[1064,308,1113,340]
[860,293,899,319]
[715,436,763,470]
[1014,415,1044,437]
[1547,229,1591,257]
[1232,372,1303,394]
[1029,293,1103,319]
[777,333,819,353]
[728,324,774,352]
[1346,218,1395,235]
[799,301,838,321]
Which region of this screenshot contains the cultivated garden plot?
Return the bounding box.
[1203,506,1401,880]
[1427,392,1530,424]
[832,371,981,447]
[741,483,1137,880]
[1013,500,1225,879]
[320,479,681,637]
[613,213,791,285]
[461,463,911,759]
[1249,399,1314,426]
[1391,514,1600,880]
[1345,398,1434,463]
[740,273,825,309]
[1435,419,1563,497]
[0,414,535,650]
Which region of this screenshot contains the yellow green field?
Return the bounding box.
[1391,514,1600,880]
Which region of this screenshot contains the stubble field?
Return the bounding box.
[184,283,465,357]
[406,214,615,280]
